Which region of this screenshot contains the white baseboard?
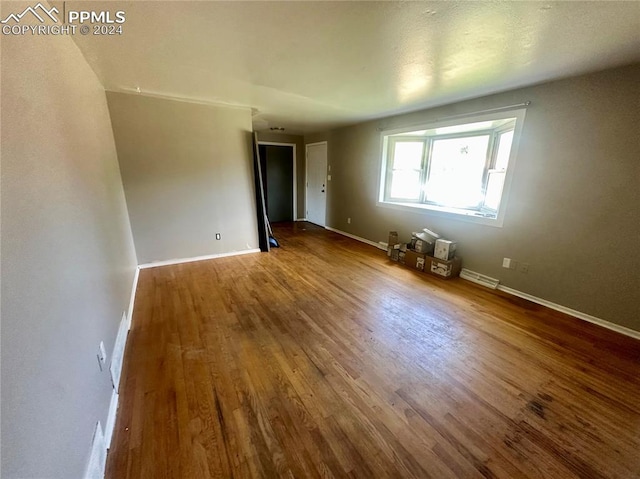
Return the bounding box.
[110,312,128,392]
[138,248,261,269]
[84,421,106,479]
[104,389,119,450]
[495,285,640,340]
[84,269,136,479]
[295,218,307,222]
[325,226,387,251]
[127,266,139,331]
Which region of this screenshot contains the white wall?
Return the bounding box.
[1,17,138,479]
[107,92,259,264]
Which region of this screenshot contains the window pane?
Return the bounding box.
[426,135,489,208]
[390,170,421,199]
[393,141,424,170]
[484,171,505,210]
[495,130,514,170]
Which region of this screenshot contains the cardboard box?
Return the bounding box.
[416,228,440,244]
[388,231,399,247]
[434,239,457,260]
[414,239,435,255]
[387,231,399,257]
[405,250,427,271]
[427,256,462,279]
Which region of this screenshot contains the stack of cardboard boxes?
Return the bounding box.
[387,230,462,279]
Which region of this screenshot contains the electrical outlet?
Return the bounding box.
[215,233,221,240]
[519,262,530,273]
[347,217,351,224]
[97,341,107,371]
[502,258,511,269]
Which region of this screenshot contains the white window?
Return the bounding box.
[378,109,526,227]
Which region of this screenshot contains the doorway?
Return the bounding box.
[305,142,328,227]
[258,143,296,223]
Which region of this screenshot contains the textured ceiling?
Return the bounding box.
[68,1,640,134]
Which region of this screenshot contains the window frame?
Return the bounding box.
[384,137,428,204]
[422,129,494,208]
[377,108,527,227]
[481,124,515,214]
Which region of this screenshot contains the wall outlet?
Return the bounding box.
[519,262,530,273]
[97,341,107,371]
[502,258,512,269]
[347,217,351,224]
[215,233,221,240]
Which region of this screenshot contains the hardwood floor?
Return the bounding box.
[106,222,640,479]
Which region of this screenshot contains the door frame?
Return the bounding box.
[305,141,328,226]
[258,141,297,221]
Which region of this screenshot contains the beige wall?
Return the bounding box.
[304,131,330,145]
[257,131,306,219]
[313,64,640,331]
[107,93,259,264]
[1,22,138,478]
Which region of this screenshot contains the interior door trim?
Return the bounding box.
[258,141,297,220]
[305,141,328,226]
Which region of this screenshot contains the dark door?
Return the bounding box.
[259,145,294,223]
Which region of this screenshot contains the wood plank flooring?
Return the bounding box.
[106,222,640,479]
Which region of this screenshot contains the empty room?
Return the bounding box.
[2,1,639,478]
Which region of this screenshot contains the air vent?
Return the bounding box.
[110,312,128,393]
[460,268,500,289]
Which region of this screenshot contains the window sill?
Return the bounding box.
[377,200,505,227]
